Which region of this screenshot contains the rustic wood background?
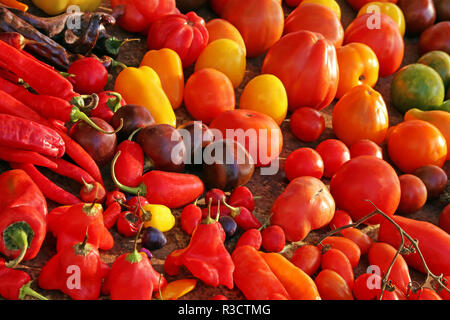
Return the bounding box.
[1,0,448,300]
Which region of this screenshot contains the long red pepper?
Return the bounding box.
[0,146,57,169]
[9,163,81,205]
[45,157,95,184]
[0,40,77,100]
[0,113,65,158]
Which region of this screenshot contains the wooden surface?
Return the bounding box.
[1,0,448,300]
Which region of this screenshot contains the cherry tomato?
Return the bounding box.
[180,203,202,235]
[289,107,325,143]
[397,174,428,214]
[261,225,286,253]
[408,288,442,300]
[349,139,383,159]
[195,39,246,88]
[353,273,406,300]
[315,269,354,300]
[438,275,450,300]
[321,248,354,289]
[413,165,448,199]
[184,68,235,124]
[205,189,227,205]
[439,204,450,234]
[318,236,361,268]
[387,120,447,173]
[284,148,324,181]
[330,155,401,225]
[67,57,108,94]
[341,228,373,255]
[315,139,351,178]
[239,74,288,125]
[205,18,246,55]
[329,210,353,230]
[290,245,321,276]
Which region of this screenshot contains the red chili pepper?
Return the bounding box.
[0,169,47,268]
[0,32,26,49]
[113,130,144,188]
[201,204,231,219]
[105,190,127,207]
[38,233,109,300]
[0,89,50,124]
[0,258,48,300]
[126,196,149,214]
[67,57,109,94]
[222,200,261,230]
[116,210,142,238]
[0,40,77,100]
[211,294,228,300]
[164,204,234,289]
[228,186,257,211]
[47,203,114,252]
[261,225,286,253]
[9,162,81,205]
[45,157,95,185]
[90,91,126,123]
[0,146,57,169]
[205,188,226,205]
[111,151,204,209]
[235,228,262,251]
[80,180,106,204]
[103,201,123,230]
[181,202,202,235]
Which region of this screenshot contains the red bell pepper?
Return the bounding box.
[164,205,234,289]
[0,258,48,300]
[47,203,114,252]
[111,151,204,208]
[0,170,47,268]
[38,233,109,300]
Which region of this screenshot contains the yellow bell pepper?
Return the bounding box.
[114,66,176,127]
[357,2,406,36]
[32,0,102,15]
[139,204,175,232]
[140,48,184,110]
[155,279,197,300]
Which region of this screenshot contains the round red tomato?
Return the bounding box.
[262,30,339,111]
[387,120,447,173]
[315,139,351,178]
[290,107,325,143]
[183,68,235,124]
[419,21,450,54]
[284,148,324,181]
[397,174,428,214]
[147,11,209,67]
[349,139,383,159]
[209,109,283,167]
[344,13,404,76]
[330,155,401,225]
[439,204,450,234]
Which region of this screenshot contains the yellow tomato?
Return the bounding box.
[357,2,405,36]
[301,0,341,20]
[239,74,288,125]
[140,48,184,109]
[194,39,246,88]
[206,18,247,56]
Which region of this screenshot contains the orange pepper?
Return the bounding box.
[155,279,197,300]
[259,251,321,300]
[140,48,184,110]
[0,0,28,11]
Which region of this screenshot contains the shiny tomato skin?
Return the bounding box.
[205,18,246,55]
[340,228,373,255]
[284,148,324,181]
[408,288,443,300]
[315,139,351,178]
[439,205,450,234]
[290,245,321,276]
[419,21,450,55]
[398,0,436,36]
[321,248,354,289]
[289,107,325,142]
[318,236,361,268]
[353,273,406,300]
[329,210,353,230]
[397,174,428,214]
[315,269,354,300]
[349,139,383,159]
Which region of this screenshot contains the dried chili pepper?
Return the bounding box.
[38,232,109,300]
[0,31,32,49]
[0,259,48,300]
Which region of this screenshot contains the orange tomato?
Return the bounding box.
[284,3,344,48]
[205,18,246,55]
[183,68,235,124]
[335,43,379,99]
[332,84,389,146]
[387,119,447,173]
[301,0,341,20]
[357,1,406,36]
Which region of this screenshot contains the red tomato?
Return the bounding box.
[408,288,443,300]
[318,236,361,268]
[329,210,353,230]
[344,13,404,76]
[284,3,344,48]
[209,109,283,167]
[110,0,177,34]
[419,21,450,54]
[439,205,450,234]
[438,275,450,300]
[262,30,339,112]
[147,12,209,67]
[290,245,321,276]
[397,174,428,214]
[341,228,373,255]
[353,273,406,300]
[289,107,325,142]
[284,148,324,181]
[183,68,235,124]
[315,269,354,300]
[346,0,398,11]
[349,139,383,159]
[321,248,354,289]
[387,120,447,173]
[330,155,401,225]
[261,225,286,253]
[315,139,351,178]
[221,0,284,57]
[209,0,229,15]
